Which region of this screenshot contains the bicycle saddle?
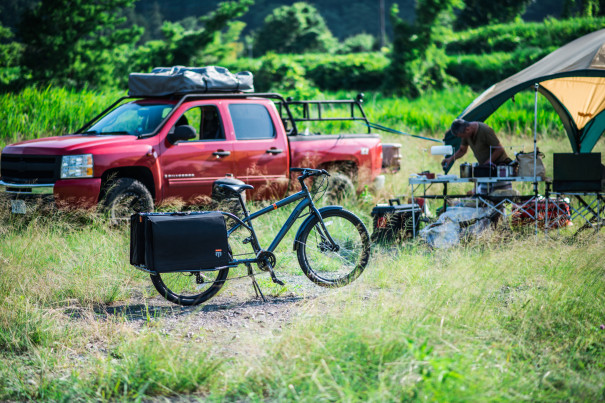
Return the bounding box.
[214,177,254,194]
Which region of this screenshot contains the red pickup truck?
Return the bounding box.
[0,92,387,218]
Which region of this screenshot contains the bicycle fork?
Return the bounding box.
[310,206,340,252]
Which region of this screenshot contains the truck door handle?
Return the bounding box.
[266,148,283,154]
[212,150,231,157]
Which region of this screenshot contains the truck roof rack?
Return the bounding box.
[76,92,370,138]
[277,93,370,135]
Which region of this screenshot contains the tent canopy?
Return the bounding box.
[444,29,605,154]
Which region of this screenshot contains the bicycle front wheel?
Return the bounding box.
[150,267,229,306]
[296,209,370,287]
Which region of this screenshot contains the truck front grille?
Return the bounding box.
[0,154,61,184]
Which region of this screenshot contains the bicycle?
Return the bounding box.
[146,168,371,306]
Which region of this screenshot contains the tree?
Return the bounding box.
[455,0,534,29]
[562,0,605,17]
[386,0,459,96]
[129,0,253,72]
[19,0,142,87]
[253,2,337,55]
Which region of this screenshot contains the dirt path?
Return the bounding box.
[90,274,330,356]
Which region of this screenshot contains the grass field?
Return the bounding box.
[1,86,604,401]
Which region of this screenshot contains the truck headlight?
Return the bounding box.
[61,154,94,178]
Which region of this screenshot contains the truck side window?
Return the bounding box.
[229,104,276,140]
[172,105,224,141]
[200,106,224,140]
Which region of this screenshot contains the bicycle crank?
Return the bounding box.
[256,250,277,272]
[256,250,285,286]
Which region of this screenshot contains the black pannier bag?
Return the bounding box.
[130,211,231,273]
[371,199,421,242]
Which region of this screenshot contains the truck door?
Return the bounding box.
[160,104,235,202]
[227,102,289,199]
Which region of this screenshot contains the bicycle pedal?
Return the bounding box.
[243,237,252,244]
[270,272,285,286]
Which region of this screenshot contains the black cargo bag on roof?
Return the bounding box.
[130,211,231,273]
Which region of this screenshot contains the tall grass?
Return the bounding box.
[0,86,125,149]
[2,205,603,400]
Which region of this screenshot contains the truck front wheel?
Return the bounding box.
[101,178,153,223]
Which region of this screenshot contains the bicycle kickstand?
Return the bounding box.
[246,263,267,302]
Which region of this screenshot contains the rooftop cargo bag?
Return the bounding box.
[128,65,254,97]
[130,211,231,273]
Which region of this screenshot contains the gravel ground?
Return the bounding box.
[87,273,332,356]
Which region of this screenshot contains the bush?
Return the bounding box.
[446,47,554,89]
[339,33,377,53]
[303,53,389,91]
[446,16,605,54]
[225,53,389,93]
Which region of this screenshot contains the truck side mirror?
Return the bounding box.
[167,125,197,144]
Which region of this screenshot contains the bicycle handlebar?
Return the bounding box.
[289,167,330,179]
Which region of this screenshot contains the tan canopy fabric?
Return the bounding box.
[445,29,605,154]
[541,76,605,130]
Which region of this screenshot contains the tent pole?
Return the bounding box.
[534,83,539,236]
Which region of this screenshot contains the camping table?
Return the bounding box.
[408,176,544,237]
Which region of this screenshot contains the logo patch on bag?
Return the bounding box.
[215,249,223,258]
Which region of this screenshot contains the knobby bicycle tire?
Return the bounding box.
[296,209,370,287]
[150,267,229,306]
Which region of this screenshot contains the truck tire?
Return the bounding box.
[101,178,153,223]
[323,172,356,204]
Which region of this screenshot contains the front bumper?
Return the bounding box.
[0,178,102,209]
[0,180,55,195]
[372,174,385,190]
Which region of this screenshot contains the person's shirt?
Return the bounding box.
[461,122,510,164]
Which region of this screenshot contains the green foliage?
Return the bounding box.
[454,0,533,29]
[253,53,320,99]
[563,0,605,17]
[18,0,142,88]
[0,22,23,88]
[446,47,554,89]
[300,53,389,91]
[386,0,459,97]
[128,0,252,74]
[0,23,22,69]
[447,16,605,54]
[253,2,337,55]
[339,33,378,53]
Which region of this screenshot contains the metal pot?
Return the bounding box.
[497,165,514,177]
[460,163,472,178]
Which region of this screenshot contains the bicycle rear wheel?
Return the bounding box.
[296,209,370,287]
[150,268,229,306]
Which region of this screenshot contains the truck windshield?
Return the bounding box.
[85,103,174,135]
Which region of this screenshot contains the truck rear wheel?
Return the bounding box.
[101,178,153,223]
[324,172,356,204]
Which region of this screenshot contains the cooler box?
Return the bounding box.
[371,199,421,242]
[130,211,231,272]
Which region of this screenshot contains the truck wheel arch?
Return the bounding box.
[315,161,358,203]
[318,161,358,179]
[99,166,156,202]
